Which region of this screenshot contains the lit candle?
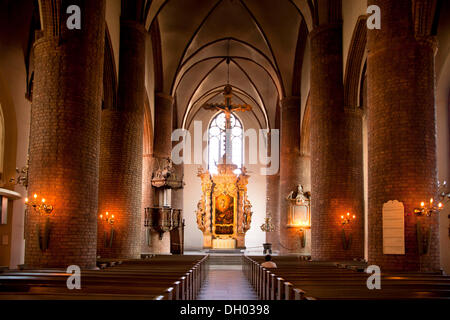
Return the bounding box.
[34,194,37,199]
[106,212,109,216]
[353,215,356,219]
[341,215,344,219]
[420,202,425,207]
[42,198,46,203]
[112,215,115,219]
[99,214,103,219]
[347,212,350,216]
[438,203,443,209]
[25,198,28,203]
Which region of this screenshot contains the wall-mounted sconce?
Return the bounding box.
[340,212,356,225]
[413,181,449,217]
[24,193,54,252]
[25,193,54,216]
[99,211,115,225]
[414,199,444,217]
[411,181,450,253]
[99,211,115,248]
[340,212,356,250]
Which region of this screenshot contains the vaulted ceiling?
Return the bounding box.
[144,0,314,129]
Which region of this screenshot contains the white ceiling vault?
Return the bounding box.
[143,0,313,130]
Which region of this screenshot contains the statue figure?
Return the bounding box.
[196,199,206,232]
[243,198,253,231]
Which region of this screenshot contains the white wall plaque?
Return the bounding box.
[382,200,405,255]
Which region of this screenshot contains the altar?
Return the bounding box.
[195,84,253,249]
[196,157,252,249]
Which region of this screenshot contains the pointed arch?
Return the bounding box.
[344,15,367,108]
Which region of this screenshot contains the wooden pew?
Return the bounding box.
[0,255,209,300]
[243,256,450,300]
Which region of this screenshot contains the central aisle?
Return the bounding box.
[197,255,258,300]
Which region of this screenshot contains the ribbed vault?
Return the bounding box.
[143,0,313,129]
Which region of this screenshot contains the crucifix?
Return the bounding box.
[203,84,252,164]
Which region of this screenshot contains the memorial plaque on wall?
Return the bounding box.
[382,200,405,255]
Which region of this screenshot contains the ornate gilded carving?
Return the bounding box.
[195,159,252,249]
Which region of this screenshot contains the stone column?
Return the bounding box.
[278,96,303,254]
[265,108,280,252]
[97,20,145,259]
[265,175,279,251]
[149,93,174,254]
[25,1,106,268]
[310,23,364,261]
[367,0,439,271]
[171,162,184,253]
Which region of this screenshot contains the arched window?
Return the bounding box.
[208,112,243,174]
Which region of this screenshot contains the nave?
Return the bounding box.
[1,253,450,300]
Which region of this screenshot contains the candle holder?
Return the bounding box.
[99,212,115,248]
[25,193,54,216]
[413,181,449,217]
[24,193,54,252]
[99,211,115,225]
[340,212,356,250]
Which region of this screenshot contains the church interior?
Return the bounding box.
[0,0,450,302]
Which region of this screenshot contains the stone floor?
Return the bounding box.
[197,265,258,300]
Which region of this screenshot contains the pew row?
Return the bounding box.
[243,256,450,300]
[0,255,209,300]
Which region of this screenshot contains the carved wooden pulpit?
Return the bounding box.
[196,157,252,249]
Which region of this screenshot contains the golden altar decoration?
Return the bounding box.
[196,157,252,249]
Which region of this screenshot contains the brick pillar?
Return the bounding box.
[25,1,106,268]
[265,131,280,252]
[310,23,364,261]
[141,154,155,253]
[367,0,439,271]
[149,93,174,254]
[171,163,184,253]
[278,96,303,254]
[97,20,145,259]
